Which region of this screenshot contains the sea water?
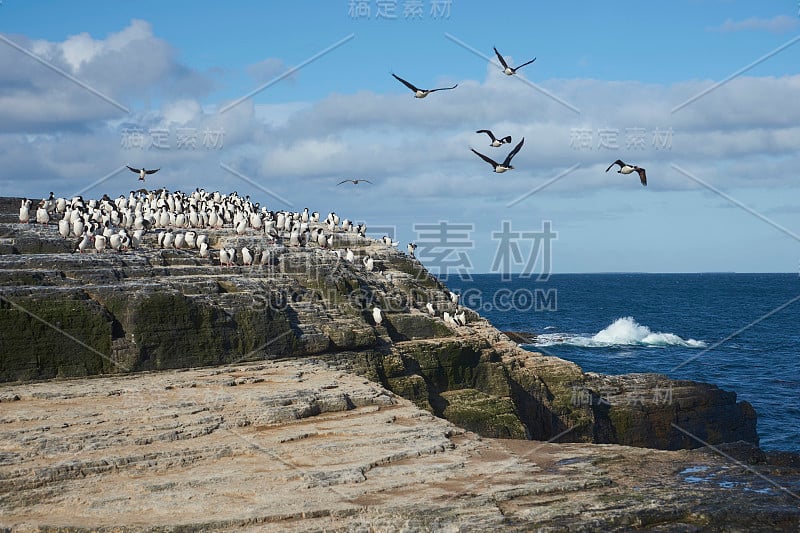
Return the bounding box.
[442,273,800,452]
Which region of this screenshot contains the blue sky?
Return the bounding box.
[1,0,799,273]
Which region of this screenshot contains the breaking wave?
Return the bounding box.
[532,317,707,348]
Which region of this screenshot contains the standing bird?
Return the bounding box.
[449,291,459,306]
[391,73,457,98]
[242,246,253,267]
[93,234,107,253]
[606,160,647,186]
[471,138,525,173]
[407,243,417,258]
[76,231,92,254]
[337,179,373,186]
[127,166,160,182]
[18,199,31,223]
[493,46,536,76]
[426,302,436,316]
[219,248,230,267]
[35,203,50,225]
[476,129,512,147]
[58,218,71,239]
[372,306,383,326]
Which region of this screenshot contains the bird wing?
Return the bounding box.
[471,148,500,168]
[516,57,537,70]
[605,159,625,172]
[500,136,512,144]
[337,179,352,185]
[476,129,497,141]
[361,179,374,184]
[503,137,525,166]
[636,168,647,186]
[428,84,458,93]
[493,47,509,69]
[145,168,160,174]
[127,166,140,173]
[392,73,420,93]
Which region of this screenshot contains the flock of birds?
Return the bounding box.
[392,45,647,185]
[16,188,467,328]
[119,46,647,190]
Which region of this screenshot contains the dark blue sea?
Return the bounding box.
[441,273,800,452]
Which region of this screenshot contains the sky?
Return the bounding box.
[1,0,799,273]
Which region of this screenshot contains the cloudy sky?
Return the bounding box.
[2,1,799,273]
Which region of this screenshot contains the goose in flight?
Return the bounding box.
[392,73,457,98]
[127,166,160,182]
[494,46,536,76]
[606,159,647,186]
[338,179,373,185]
[476,129,512,147]
[471,138,525,173]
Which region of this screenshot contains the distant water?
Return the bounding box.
[441,273,800,452]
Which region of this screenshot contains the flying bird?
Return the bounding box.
[605,159,647,186]
[392,73,457,98]
[493,46,536,76]
[127,166,160,182]
[471,137,525,173]
[338,179,373,185]
[476,129,512,147]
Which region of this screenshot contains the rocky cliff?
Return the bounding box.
[0,195,758,451]
[1,360,798,532]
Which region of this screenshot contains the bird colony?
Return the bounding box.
[17,187,470,328]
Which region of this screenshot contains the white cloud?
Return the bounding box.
[715,15,800,33]
[0,20,214,133]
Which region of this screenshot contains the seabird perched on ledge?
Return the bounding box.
[372,306,383,326]
[471,138,525,173]
[127,166,160,182]
[493,46,536,76]
[476,129,512,147]
[392,73,457,98]
[605,159,647,186]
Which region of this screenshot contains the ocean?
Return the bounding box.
[441,273,800,452]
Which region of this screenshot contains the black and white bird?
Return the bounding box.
[605,159,647,186]
[337,179,373,185]
[494,46,536,76]
[476,129,512,147]
[407,243,417,258]
[471,138,525,173]
[392,73,457,98]
[127,166,160,182]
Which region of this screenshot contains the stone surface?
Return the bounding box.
[0,361,798,532]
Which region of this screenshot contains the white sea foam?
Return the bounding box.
[532,317,707,348]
